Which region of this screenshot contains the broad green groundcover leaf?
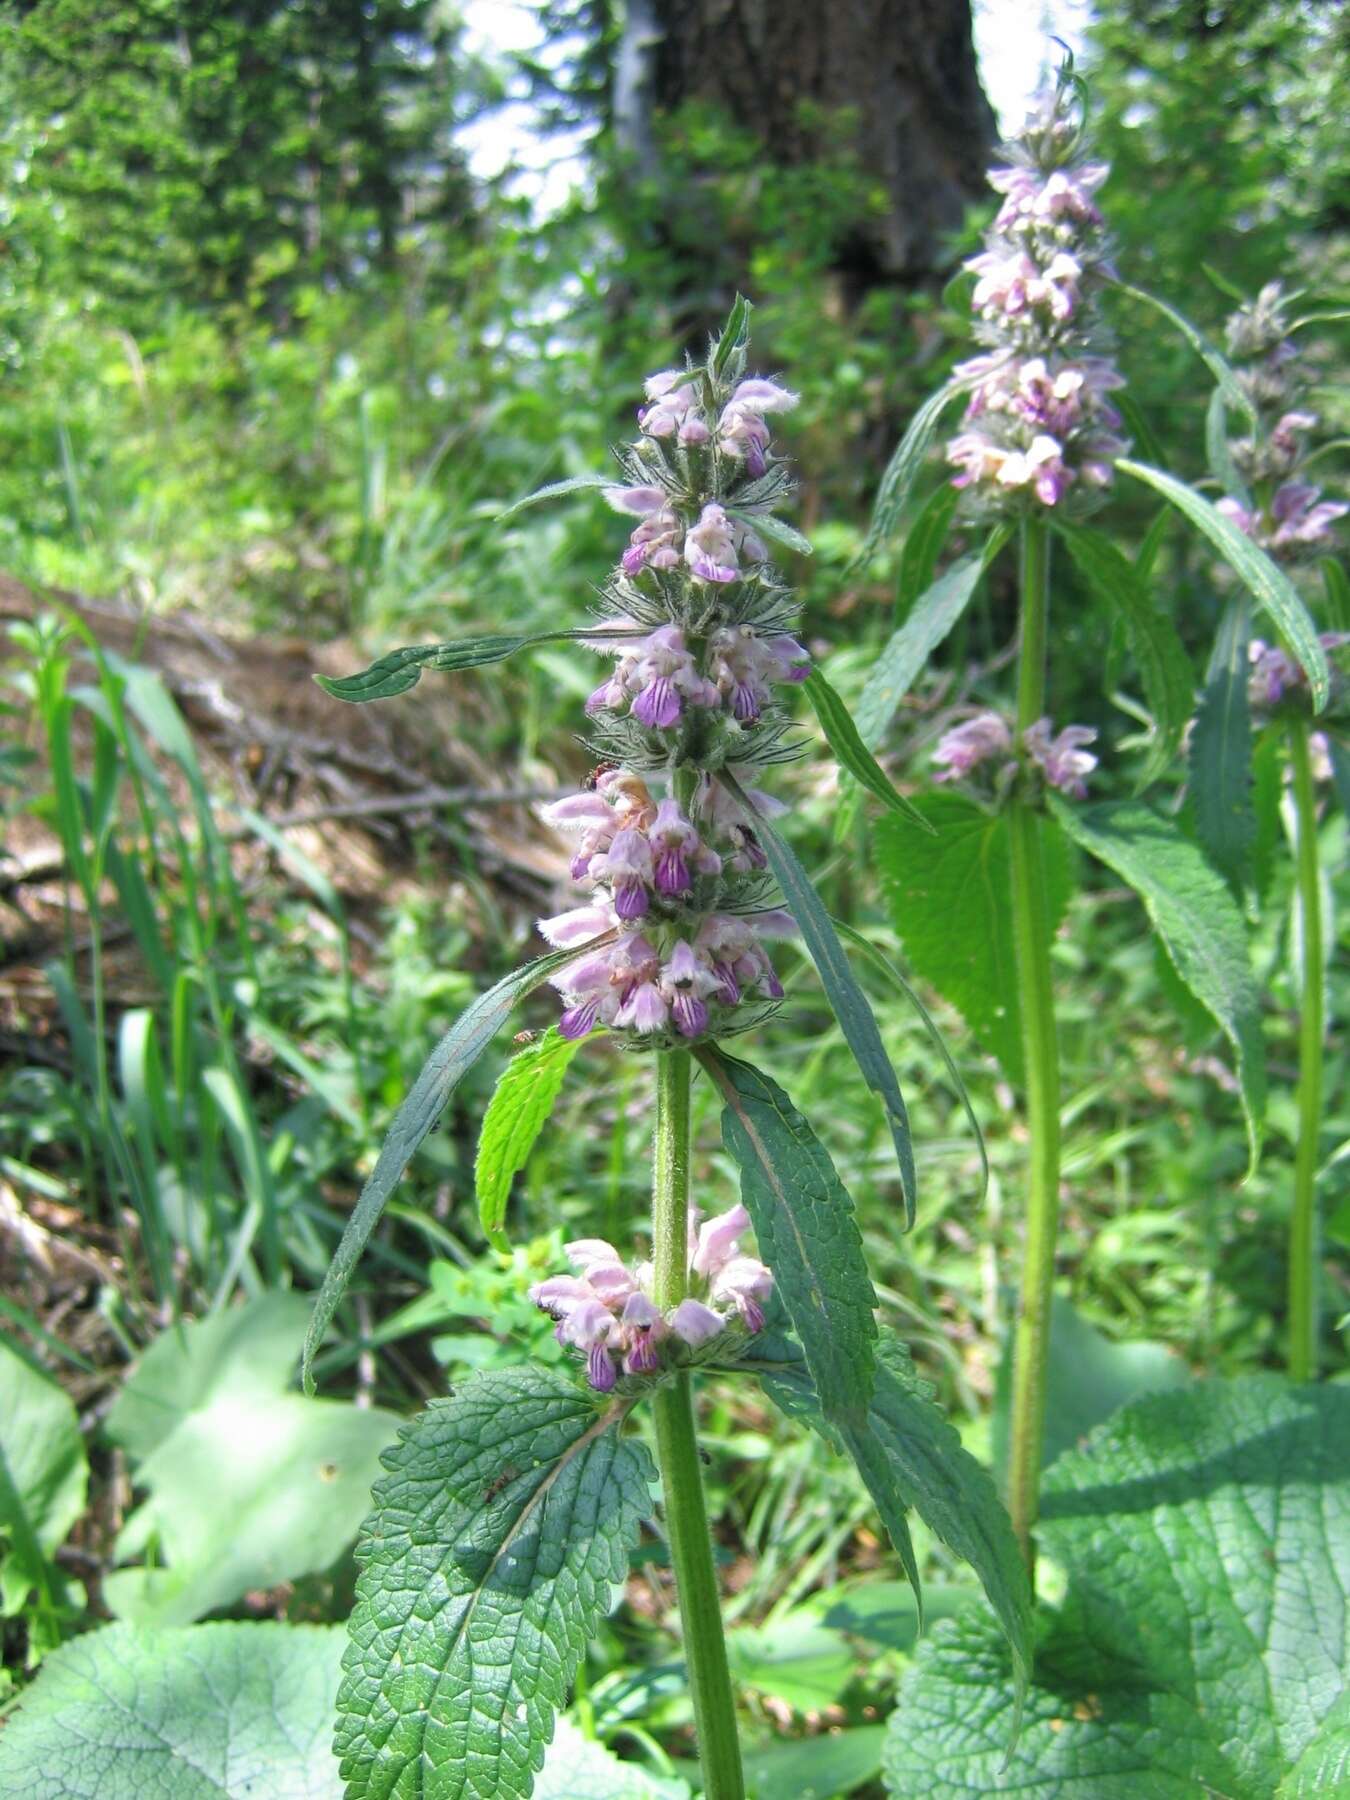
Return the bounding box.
[0,1339,87,1631]
[104,1296,399,1627]
[875,793,1072,1086]
[883,1378,1350,1799]
[475,1028,582,1249]
[336,1365,652,1800]
[0,1621,347,1798]
[1048,796,1265,1165]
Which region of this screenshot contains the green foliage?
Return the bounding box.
[800,667,931,827]
[1190,596,1256,893]
[883,1379,1350,1798]
[335,1367,652,1800]
[103,1296,399,1626]
[0,1621,347,1798]
[0,1339,87,1661]
[316,630,637,702]
[856,379,970,568]
[1049,797,1266,1167]
[475,1029,583,1250]
[875,793,1073,1085]
[534,1720,690,1798]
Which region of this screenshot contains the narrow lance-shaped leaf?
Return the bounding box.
[728,506,812,557]
[336,1368,651,1800]
[1048,797,1265,1168]
[1111,281,1257,429]
[853,377,971,570]
[1206,384,1252,509]
[722,771,917,1221]
[802,669,933,830]
[1191,595,1255,893]
[698,1048,879,1429]
[1055,521,1194,788]
[475,1029,583,1251]
[495,471,620,521]
[854,527,1010,750]
[709,292,753,378]
[302,947,591,1392]
[895,483,961,623]
[317,628,641,703]
[1117,458,1330,709]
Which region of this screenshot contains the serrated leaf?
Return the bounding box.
[0,1340,87,1632]
[730,1328,1031,1700]
[335,1367,652,1800]
[875,793,1072,1086]
[535,1720,691,1798]
[854,533,1008,750]
[0,1620,346,1798]
[475,1029,583,1250]
[316,628,638,702]
[496,472,617,521]
[1048,797,1265,1167]
[1112,281,1257,428]
[698,1048,877,1431]
[1191,595,1255,892]
[855,378,970,569]
[1117,459,1330,709]
[1278,1691,1350,1797]
[722,773,916,1220]
[801,668,932,828]
[884,1379,1350,1800]
[303,949,588,1393]
[1055,522,1194,787]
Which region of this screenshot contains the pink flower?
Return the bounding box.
[537,903,615,948]
[669,1299,725,1347]
[709,1254,773,1332]
[595,827,653,920]
[932,712,1012,781]
[717,378,798,476]
[648,797,703,896]
[685,503,740,585]
[619,1292,665,1374]
[659,939,720,1038]
[1024,719,1098,797]
[639,375,703,440]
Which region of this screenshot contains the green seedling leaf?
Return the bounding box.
[1117,458,1330,708]
[855,377,971,569]
[801,668,932,828]
[495,472,618,520]
[1190,595,1255,892]
[1055,521,1194,787]
[302,947,588,1393]
[0,1340,87,1651]
[875,793,1072,1087]
[1049,796,1265,1168]
[475,1028,583,1250]
[698,1047,878,1431]
[335,1367,651,1800]
[1111,281,1257,428]
[883,1379,1350,1799]
[722,773,917,1220]
[854,530,1009,750]
[316,628,640,702]
[0,1620,346,1797]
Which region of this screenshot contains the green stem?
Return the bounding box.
[1005,516,1063,1565]
[650,1050,744,1799]
[1287,719,1324,1382]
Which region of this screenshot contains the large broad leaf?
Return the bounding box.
[801,668,932,828]
[335,1367,652,1800]
[743,1724,887,1798]
[103,1298,399,1627]
[475,1029,583,1250]
[1117,459,1330,709]
[723,772,916,1220]
[0,1620,347,1798]
[1190,596,1255,893]
[0,1340,87,1646]
[855,378,971,568]
[883,1378,1350,1799]
[875,793,1072,1087]
[1054,522,1194,787]
[729,1327,1031,1702]
[534,1720,690,1798]
[316,628,638,702]
[698,1050,878,1431]
[303,949,586,1392]
[1049,797,1265,1167]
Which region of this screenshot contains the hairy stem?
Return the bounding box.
[1287,719,1324,1381]
[1005,515,1063,1564]
[650,1050,744,1797]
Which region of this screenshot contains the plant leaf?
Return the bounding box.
[801,668,933,829]
[495,472,618,521]
[883,1379,1350,1800]
[1048,797,1264,1168]
[1055,521,1195,787]
[0,1339,87,1637]
[535,1719,691,1798]
[1190,595,1255,892]
[698,1048,877,1430]
[722,772,917,1220]
[855,378,970,569]
[316,628,639,702]
[1327,735,1350,823]
[334,1367,651,1800]
[302,949,587,1392]
[1117,458,1330,708]
[854,531,1009,750]
[1206,383,1253,507]
[1111,281,1257,428]
[895,483,961,622]
[728,506,813,557]
[709,292,753,378]
[475,1029,582,1250]
[874,793,1073,1087]
[0,1621,347,1798]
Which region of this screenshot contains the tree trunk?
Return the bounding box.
[629,0,995,290]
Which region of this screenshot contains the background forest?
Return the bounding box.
[1,2,1348,1796]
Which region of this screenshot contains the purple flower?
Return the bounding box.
[932,712,1012,782]
[709,1254,773,1332]
[1023,719,1098,798]
[669,1299,725,1347]
[691,1203,749,1277]
[596,828,653,920]
[648,797,701,896]
[639,373,703,440]
[659,939,719,1039]
[685,503,740,585]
